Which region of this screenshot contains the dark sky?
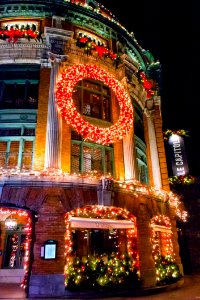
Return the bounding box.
[99,0,198,177]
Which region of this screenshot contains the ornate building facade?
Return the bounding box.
[0,0,186,298]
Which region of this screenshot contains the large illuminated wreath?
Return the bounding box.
[56,64,133,145]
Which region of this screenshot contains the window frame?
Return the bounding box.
[73,78,112,122]
[71,140,114,175]
[0,135,35,170]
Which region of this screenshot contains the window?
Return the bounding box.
[134,102,145,142]
[151,217,174,260]
[0,64,40,109]
[0,137,34,170]
[135,136,148,184]
[71,134,113,175]
[72,228,129,257]
[72,79,111,122]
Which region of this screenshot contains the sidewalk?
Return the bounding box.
[0,274,199,300]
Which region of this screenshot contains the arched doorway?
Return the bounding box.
[64,205,140,291]
[0,206,33,290]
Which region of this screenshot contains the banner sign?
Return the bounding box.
[168,134,189,176]
[70,217,134,229]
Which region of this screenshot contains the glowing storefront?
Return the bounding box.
[0,0,186,297]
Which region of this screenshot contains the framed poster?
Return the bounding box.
[43,240,57,260]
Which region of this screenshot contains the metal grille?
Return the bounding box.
[93,147,102,172]
[71,143,80,173]
[22,141,33,170]
[8,141,19,167]
[105,149,113,174]
[71,142,113,175]
[0,141,7,168]
[83,146,92,173]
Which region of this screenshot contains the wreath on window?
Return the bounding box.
[56,64,133,145]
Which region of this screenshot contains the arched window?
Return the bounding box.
[73,78,111,122]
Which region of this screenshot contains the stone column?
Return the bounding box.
[123,127,136,180]
[44,53,64,170]
[44,27,73,171]
[145,109,162,188]
[136,200,156,288]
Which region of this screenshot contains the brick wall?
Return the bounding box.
[33,67,50,171]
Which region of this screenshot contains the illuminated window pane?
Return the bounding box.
[73,79,111,122]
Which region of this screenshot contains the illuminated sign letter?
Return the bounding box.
[168,134,189,176]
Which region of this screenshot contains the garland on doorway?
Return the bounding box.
[64,205,140,290]
[66,253,141,291]
[0,208,32,289]
[151,215,182,285]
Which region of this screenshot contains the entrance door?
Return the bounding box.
[3,226,26,269]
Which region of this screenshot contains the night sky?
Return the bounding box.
[99,0,198,177]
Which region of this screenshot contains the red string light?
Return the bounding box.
[56,64,133,145]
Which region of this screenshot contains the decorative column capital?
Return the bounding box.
[48,51,67,64]
[44,27,73,56]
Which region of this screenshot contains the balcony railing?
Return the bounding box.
[0,40,49,61]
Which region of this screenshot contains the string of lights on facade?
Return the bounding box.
[0,0,187,297]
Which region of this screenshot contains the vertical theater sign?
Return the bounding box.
[168,134,189,176]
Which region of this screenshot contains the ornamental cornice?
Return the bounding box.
[0,5,49,18]
[65,10,145,69]
[65,10,112,40]
[0,42,48,63]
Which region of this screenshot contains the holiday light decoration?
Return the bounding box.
[138,71,155,99]
[64,205,140,289]
[151,215,181,285]
[163,129,189,140]
[5,218,18,230]
[117,179,188,222]
[64,0,144,54]
[169,174,195,185]
[168,192,188,222]
[0,24,42,43]
[76,33,118,61]
[56,64,133,145]
[0,166,188,222]
[0,208,32,289]
[66,254,140,290]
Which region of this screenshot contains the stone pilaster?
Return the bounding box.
[44,27,73,171]
[123,127,136,180]
[145,108,162,188]
[136,202,156,287]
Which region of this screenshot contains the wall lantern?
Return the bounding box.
[5,218,18,230]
